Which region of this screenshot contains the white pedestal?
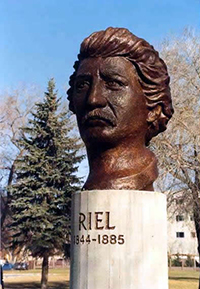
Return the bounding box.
[70,190,168,289]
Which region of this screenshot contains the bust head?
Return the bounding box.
[67,27,173,190]
[68,27,173,145]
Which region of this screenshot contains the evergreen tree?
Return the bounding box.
[8,79,84,289]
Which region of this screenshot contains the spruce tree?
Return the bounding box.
[9,79,84,289]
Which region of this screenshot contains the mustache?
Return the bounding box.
[82,109,117,126]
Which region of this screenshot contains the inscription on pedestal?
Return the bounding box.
[72,211,125,245]
[79,211,115,230]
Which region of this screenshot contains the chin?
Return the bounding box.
[80,126,117,148]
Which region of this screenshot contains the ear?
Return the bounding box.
[147,105,162,123]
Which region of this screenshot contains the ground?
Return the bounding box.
[169,269,199,289]
[3,268,69,289]
[2,268,199,288]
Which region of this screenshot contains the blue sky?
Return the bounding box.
[1,0,200,96]
[0,0,200,179]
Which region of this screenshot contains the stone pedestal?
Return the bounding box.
[70,190,168,289]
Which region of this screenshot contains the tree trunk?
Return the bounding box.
[41,253,49,289]
[193,196,200,289]
[193,165,200,289]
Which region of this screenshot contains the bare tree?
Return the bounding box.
[0,85,40,229]
[152,28,200,286]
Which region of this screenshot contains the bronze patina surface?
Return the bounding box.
[67,27,173,191]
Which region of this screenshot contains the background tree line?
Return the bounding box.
[0,79,84,289]
[152,28,200,287]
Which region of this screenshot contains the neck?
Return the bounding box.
[83,142,158,191]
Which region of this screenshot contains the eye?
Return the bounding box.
[105,79,124,89]
[75,80,90,92]
[107,80,117,86]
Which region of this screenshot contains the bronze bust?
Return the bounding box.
[67,27,173,191]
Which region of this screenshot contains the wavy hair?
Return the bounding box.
[67,27,173,144]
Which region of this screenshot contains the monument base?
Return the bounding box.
[70,190,168,289]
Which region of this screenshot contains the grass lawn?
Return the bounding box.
[3,268,69,289]
[3,268,200,288]
[169,269,199,289]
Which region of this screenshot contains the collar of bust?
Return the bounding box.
[112,156,158,190]
[83,155,158,191]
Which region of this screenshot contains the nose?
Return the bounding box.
[86,80,107,109]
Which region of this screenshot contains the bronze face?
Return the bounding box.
[73,56,148,148]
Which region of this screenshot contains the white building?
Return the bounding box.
[167,197,198,257]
